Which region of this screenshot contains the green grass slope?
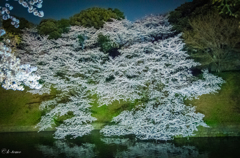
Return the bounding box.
[185,72,240,127]
[0,86,58,126]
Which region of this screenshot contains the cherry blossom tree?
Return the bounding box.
[16,14,225,140]
[99,34,224,140]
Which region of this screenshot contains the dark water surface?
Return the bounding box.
[0,130,240,158]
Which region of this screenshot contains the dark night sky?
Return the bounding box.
[0,0,193,24]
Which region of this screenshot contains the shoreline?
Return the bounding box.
[1,123,240,138]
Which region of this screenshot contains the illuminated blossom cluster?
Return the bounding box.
[0,42,42,90]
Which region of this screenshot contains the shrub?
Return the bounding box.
[70,7,125,29]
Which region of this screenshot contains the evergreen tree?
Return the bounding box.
[70,7,125,29]
[37,18,70,39]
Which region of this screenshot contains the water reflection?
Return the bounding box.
[0,131,240,158]
[37,141,96,158]
[36,137,207,158]
[101,138,208,158]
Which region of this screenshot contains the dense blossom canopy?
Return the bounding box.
[16,14,225,140]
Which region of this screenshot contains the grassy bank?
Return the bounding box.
[185,72,240,127]
[0,86,59,126]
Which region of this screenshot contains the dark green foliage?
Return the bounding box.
[38,79,45,84]
[182,9,240,72]
[97,33,118,53]
[62,27,70,33]
[37,19,58,38]
[57,19,70,33]
[77,35,85,46]
[70,7,125,29]
[168,0,212,33]
[108,8,125,20]
[213,0,240,18]
[168,0,239,33]
[2,16,34,36]
[168,0,240,72]
[49,30,61,40]
[37,18,70,39]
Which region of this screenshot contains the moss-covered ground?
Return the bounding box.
[0,72,240,134]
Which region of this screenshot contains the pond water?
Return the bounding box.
[0,131,240,158]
